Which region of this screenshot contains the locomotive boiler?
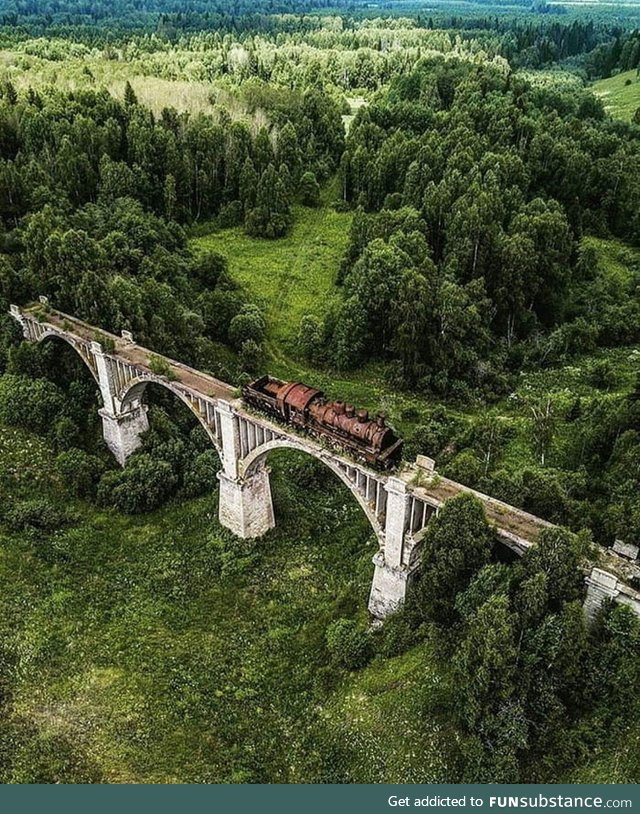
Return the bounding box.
[242,375,403,470]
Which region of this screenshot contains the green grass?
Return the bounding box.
[584,235,640,286]
[192,203,352,351]
[0,422,458,783]
[593,69,640,121]
[324,643,458,782]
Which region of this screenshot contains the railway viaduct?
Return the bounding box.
[9,301,640,622]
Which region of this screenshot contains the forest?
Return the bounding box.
[1,0,640,786]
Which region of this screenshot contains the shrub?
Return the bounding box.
[93,333,115,353]
[297,315,325,364]
[56,448,104,498]
[373,607,421,659]
[299,171,320,207]
[0,374,66,434]
[325,618,372,670]
[148,355,178,381]
[4,498,68,532]
[228,307,266,349]
[239,339,263,374]
[443,450,484,489]
[97,454,178,513]
[217,201,244,228]
[586,359,617,391]
[53,416,81,451]
[182,450,221,498]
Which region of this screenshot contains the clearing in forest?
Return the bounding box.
[592,69,640,121]
[191,204,352,350]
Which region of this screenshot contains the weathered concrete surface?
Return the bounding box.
[218,467,275,539]
[584,566,640,622]
[369,551,414,619]
[99,405,149,467]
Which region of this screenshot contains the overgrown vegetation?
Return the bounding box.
[1,0,640,786]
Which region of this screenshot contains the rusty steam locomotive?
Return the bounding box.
[242,375,403,470]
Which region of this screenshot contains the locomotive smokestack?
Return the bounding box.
[376,414,385,428]
[345,404,355,417]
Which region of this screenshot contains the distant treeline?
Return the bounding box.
[0,1,637,76]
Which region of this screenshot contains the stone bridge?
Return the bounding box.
[9,302,640,621]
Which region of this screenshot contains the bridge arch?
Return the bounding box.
[240,437,385,545]
[118,376,223,460]
[35,330,100,388]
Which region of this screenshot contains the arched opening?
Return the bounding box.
[118,377,222,461]
[245,445,378,607]
[100,378,222,512]
[242,439,385,545]
[13,332,105,452]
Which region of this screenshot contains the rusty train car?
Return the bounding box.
[242,375,403,470]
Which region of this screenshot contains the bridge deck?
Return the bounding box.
[26,306,237,402]
[401,467,552,548]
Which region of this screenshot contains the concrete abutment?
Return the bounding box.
[217,465,276,539]
[100,405,149,467]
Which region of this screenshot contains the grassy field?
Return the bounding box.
[1,422,461,783]
[592,68,640,121]
[2,419,639,783]
[192,203,352,351]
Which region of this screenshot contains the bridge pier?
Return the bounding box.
[100,405,149,466]
[368,552,412,618]
[217,464,275,539]
[368,477,413,619]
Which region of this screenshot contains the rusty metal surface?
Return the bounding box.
[243,374,403,468]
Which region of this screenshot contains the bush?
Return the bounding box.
[325,618,372,670]
[4,498,69,532]
[0,374,66,434]
[239,339,263,374]
[373,607,421,659]
[148,355,178,381]
[56,448,104,498]
[443,450,484,489]
[217,201,244,228]
[182,450,221,498]
[297,314,325,364]
[299,171,320,207]
[228,306,266,349]
[403,407,461,461]
[97,453,178,513]
[586,359,617,391]
[53,416,81,451]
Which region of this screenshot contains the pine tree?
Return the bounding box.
[124,81,138,108]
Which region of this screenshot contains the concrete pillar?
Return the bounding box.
[368,477,412,619]
[583,567,619,623]
[9,304,28,337]
[383,477,411,568]
[90,341,118,416]
[217,464,275,538]
[368,551,411,619]
[216,400,240,478]
[100,405,149,466]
